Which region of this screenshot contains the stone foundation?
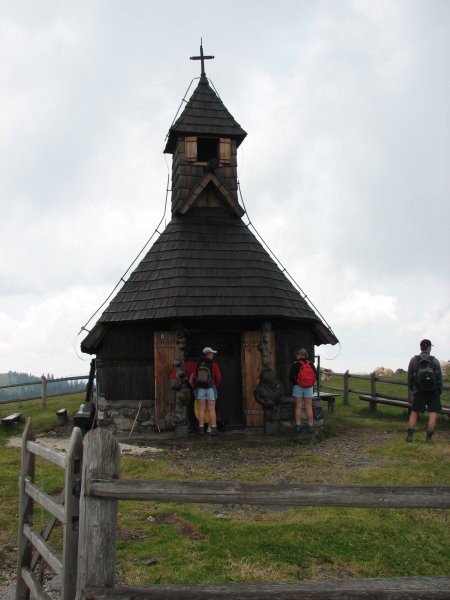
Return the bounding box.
[279,396,324,427]
[96,397,154,433]
[95,395,324,434]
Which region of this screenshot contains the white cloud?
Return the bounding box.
[332,290,399,327]
[0,0,448,375]
[0,285,110,376]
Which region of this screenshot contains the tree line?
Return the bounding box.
[0,371,86,402]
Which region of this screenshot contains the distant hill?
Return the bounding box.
[0,371,85,402]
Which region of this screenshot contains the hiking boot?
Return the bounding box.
[426,431,433,444]
[210,426,218,436]
[406,429,414,442]
[198,427,205,436]
[307,425,315,435]
[206,426,212,433]
[295,424,302,434]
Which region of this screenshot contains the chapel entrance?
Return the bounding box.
[153,329,275,429]
[187,331,243,428]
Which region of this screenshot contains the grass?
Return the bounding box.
[0,380,449,586]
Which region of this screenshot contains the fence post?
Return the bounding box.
[343,370,349,404]
[370,372,377,398]
[41,375,47,408]
[16,419,36,600]
[62,427,83,600]
[76,428,120,599]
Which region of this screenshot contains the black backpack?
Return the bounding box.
[195,361,213,388]
[414,355,438,392]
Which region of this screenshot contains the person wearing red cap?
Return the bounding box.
[406,339,442,443]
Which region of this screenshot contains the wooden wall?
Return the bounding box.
[96,323,154,402]
[171,137,238,214]
[95,320,318,430]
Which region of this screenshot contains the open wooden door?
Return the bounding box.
[242,330,275,426]
[154,331,176,430]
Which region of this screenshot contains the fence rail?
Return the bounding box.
[320,371,450,406]
[87,478,450,508]
[1,374,89,407]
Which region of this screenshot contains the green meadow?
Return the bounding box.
[0,375,449,586]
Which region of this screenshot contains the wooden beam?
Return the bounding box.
[24,480,65,522]
[21,566,52,600]
[83,576,450,599]
[86,479,450,509]
[23,523,62,576]
[27,440,67,468]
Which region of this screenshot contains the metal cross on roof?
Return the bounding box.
[190,39,214,76]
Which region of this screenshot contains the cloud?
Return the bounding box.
[0,285,110,377]
[332,290,399,328]
[0,0,448,376]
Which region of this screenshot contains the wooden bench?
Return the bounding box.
[56,408,68,425]
[316,392,338,414]
[1,412,24,428]
[359,394,450,416]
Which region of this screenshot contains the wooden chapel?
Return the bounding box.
[81,45,338,433]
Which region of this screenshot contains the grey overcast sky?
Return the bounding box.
[0,0,449,377]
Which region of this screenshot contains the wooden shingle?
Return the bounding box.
[164,75,247,154]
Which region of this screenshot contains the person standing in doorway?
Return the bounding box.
[290,348,317,434]
[406,339,442,443]
[190,346,222,436]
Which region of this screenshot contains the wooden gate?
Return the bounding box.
[153,331,176,430]
[242,330,275,427]
[16,420,83,600]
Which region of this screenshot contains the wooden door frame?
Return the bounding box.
[153,331,176,430]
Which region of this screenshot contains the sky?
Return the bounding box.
[0,0,449,378]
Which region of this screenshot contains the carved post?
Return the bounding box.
[343,370,349,405]
[168,325,190,434]
[255,321,283,434]
[174,324,186,367]
[260,321,274,371]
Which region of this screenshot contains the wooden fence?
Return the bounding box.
[320,371,450,406]
[16,424,450,599]
[0,375,89,407]
[3,369,448,411]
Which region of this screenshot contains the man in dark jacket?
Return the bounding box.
[406,339,442,443]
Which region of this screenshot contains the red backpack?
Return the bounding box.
[297,360,316,387]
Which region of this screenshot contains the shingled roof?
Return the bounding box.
[164,74,247,154]
[82,207,336,346]
[81,65,338,353]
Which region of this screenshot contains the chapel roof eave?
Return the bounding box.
[80,211,338,350]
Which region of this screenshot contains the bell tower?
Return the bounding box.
[163,43,247,217]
